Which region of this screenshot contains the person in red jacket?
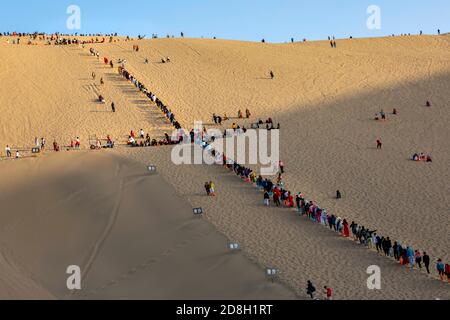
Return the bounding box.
[273,188,281,207]
[324,286,333,300]
[287,192,294,208]
[343,219,350,238]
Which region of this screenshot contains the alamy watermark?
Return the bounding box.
[366,265,381,290]
[66,5,81,30]
[367,5,381,30]
[66,265,82,290]
[171,122,280,176]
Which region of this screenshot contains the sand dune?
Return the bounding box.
[117,146,449,300]
[0,34,449,299]
[88,35,449,261]
[0,43,172,152]
[0,151,296,299]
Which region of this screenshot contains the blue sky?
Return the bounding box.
[0,0,448,42]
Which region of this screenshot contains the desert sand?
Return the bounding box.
[0,34,449,299]
[0,151,296,300]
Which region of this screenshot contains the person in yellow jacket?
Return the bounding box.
[209,181,216,197]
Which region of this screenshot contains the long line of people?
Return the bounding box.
[2,31,123,45]
[193,125,450,284]
[117,66,182,132]
[86,46,184,148]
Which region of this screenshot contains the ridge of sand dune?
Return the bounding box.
[88,36,450,127]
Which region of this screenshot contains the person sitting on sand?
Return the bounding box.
[375,110,386,121]
[100,77,104,85]
[99,95,106,103]
[393,108,398,115]
[426,154,432,162]
[336,190,342,199]
[412,153,419,161]
[15,150,20,159]
[426,101,432,107]
[106,135,114,148]
[128,136,137,147]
